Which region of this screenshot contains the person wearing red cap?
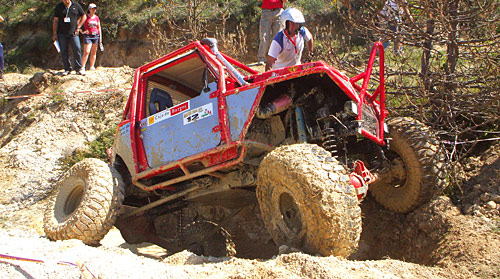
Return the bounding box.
[81,3,102,72]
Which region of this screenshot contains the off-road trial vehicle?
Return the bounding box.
[44,38,447,258]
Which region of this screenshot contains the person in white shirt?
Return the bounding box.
[266,7,314,71]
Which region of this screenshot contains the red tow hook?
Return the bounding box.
[349,160,376,201]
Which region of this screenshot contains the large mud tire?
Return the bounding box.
[256,144,362,257]
[44,158,125,245]
[370,117,448,213]
[182,220,236,257]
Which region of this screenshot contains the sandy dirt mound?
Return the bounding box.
[0,227,451,279]
[0,69,499,278]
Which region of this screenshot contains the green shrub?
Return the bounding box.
[59,126,117,172]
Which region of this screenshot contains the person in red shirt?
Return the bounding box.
[257,0,288,65]
[81,3,102,72]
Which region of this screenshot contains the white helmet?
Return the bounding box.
[281,7,305,26]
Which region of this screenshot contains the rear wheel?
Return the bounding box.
[44,158,125,245]
[370,117,448,213]
[257,144,362,257]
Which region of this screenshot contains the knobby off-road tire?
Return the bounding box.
[182,220,236,257]
[256,143,362,257]
[370,117,448,213]
[44,158,125,245]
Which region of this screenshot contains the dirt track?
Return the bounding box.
[0,68,499,278]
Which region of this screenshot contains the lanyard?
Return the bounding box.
[65,2,72,18]
[284,30,298,54]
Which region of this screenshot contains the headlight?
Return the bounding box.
[344,101,358,117]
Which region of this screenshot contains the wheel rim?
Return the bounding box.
[382,151,408,188]
[279,192,302,233]
[64,183,84,216]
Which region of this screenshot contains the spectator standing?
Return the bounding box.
[266,7,313,71]
[52,0,86,76]
[81,3,101,72]
[257,0,287,65]
[379,0,412,55]
[0,15,4,80]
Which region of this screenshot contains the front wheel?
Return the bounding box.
[257,144,362,257]
[370,117,448,213]
[44,158,125,245]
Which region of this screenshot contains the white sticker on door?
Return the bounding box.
[183,103,213,125]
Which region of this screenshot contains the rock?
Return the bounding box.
[480,193,490,202]
[278,245,301,255]
[328,172,339,181]
[29,72,52,93]
[486,201,497,209]
[480,216,491,224]
[472,204,483,216]
[322,163,333,171]
[71,122,80,133]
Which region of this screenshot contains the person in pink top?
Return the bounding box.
[81,3,102,72]
[257,0,288,65]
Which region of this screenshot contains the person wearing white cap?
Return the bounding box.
[81,3,102,72]
[266,7,314,71]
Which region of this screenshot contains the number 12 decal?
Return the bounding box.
[183,103,213,125]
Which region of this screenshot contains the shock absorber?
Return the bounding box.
[322,127,340,158]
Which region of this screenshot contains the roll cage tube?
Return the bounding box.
[129,41,234,173]
[349,41,386,145]
[200,38,248,87]
[194,41,232,146]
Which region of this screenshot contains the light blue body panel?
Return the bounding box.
[113,122,136,175]
[140,91,220,169]
[225,86,260,142]
[119,122,132,150]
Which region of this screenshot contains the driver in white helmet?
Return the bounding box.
[266,7,314,71]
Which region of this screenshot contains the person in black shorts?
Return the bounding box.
[52,0,86,75]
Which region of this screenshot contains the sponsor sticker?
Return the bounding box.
[144,100,190,127]
[170,101,189,116]
[183,103,213,125]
